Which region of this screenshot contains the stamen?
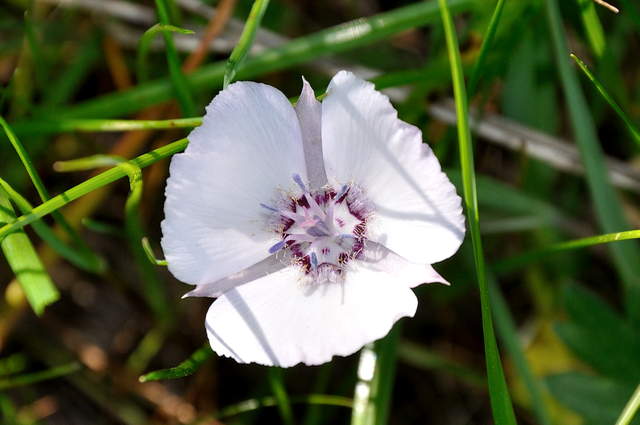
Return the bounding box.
[292,173,306,191]
[310,252,318,270]
[335,184,349,201]
[260,203,278,212]
[268,240,287,254]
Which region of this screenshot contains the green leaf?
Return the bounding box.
[555,283,640,387]
[546,372,640,425]
[0,186,59,316]
[139,343,214,382]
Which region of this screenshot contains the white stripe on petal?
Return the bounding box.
[205,262,417,367]
[322,71,465,264]
[161,81,307,286]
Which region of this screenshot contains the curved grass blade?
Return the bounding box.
[0,362,80,390]
[571,54,640,145]
[616,383,640,425]
[142,237,167,266]
[0,138,189,241]
[137,24,194,84]
[224,0,270,89]
[438,0,517,422]
[0,186,59,316]
[153,0,195,117]
[139,343,214,382]
[545,0,640,322]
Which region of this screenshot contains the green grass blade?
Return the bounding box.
[493,229,640,274]
[0,186,59,316]
[0,362,80,390]
[488,274,552,425]
[153,0,196,117]
[12,117,201,137]
[139,343,213,382]
[215,395,353,420]
[438,0,517,422]
[0,178,105,274]
[39,0,476,120]
[576,0,606,58]
[466,0,506,98]
[0,138,189,241]
[616,383,640,425]
[571,54,640,145]
[224,0,270,89]
[142,237,167,266]
[1,115,102,272]
[545,0,640,322]
[137,24,194,84]
[268,368,295,425]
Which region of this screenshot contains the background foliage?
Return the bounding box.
[1,0,640,423]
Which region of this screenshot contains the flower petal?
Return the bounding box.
[205,262,417,367]
[295,77,327,190]
[161,81,307,286]
[321,71,465,264]
[360,242,449,288]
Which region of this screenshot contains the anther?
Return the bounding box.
[292,173,306,191]
[310,252,318,270]
[260,203,278,212]
[335,184,349,201]
[268,240,287,254]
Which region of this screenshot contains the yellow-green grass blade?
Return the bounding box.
[439,0,517,422]
[0,186,59,316]
[615,383,640,425]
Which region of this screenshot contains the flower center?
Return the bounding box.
[263,173,375,285]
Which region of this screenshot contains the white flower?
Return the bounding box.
[161,71,465,368]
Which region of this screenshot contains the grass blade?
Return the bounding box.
[438,0,517,422]
[0,362,81,390]
[571,54,640,145]
[139,343,213,382]
[0,186,59,316]
[153,0,196,117]
[615,383,640,425]
[137,24,195,84]
[224,0,270,89]
[0,138,189,241]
